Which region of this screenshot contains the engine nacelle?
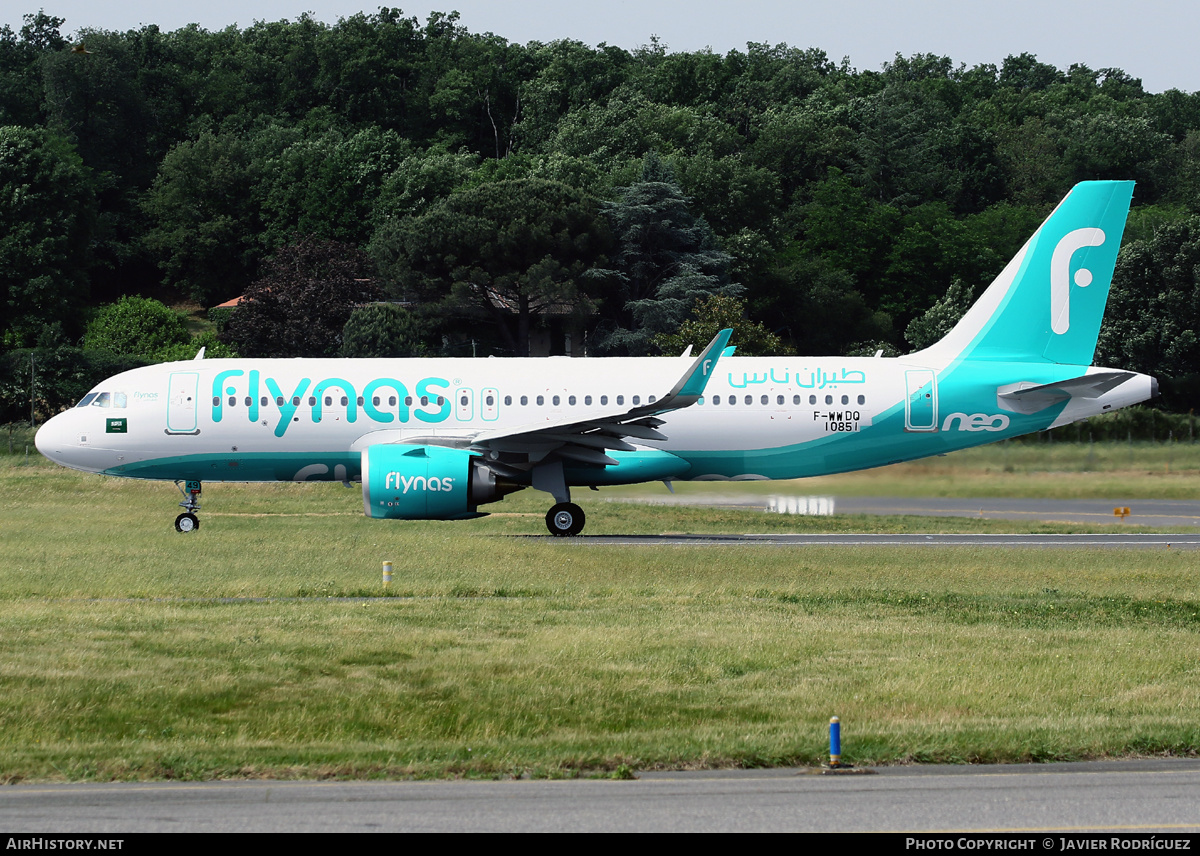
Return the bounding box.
[361,444,516,520]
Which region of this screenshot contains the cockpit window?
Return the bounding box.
[84,391,127,408]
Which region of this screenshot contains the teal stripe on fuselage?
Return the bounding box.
[668,359,1076,479]
[104,452,363,482]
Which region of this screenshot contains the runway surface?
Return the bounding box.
[615,495,1200,528]
[4,760,1199,833]
[571,533,1200,548]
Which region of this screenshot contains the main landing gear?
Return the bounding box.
[533,461,588,537]
[546,502,586,537]
[174,479,202,533]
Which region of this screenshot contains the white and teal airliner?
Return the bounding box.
[36,181,1155,535]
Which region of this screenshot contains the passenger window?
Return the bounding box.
[486,395,495,406]
[793,395,800,405]
[212,396,220,407]
[537,395,544,406]
[357,397,363,406]
[632,395,640,405]
[761,395,768,405]
[809,395,816,405]
[649,395,656,403]
[568,395,576,405]
[261,396,269,406]
[420,396,429,406]
[777,395,784,405]
[712,395,720,405]
[825,395,833,405]
[460,395,468,407]
[616,395,624,405]
[600,395,608,405]
[503,395,511,406]
[552,395,560,405]
[841,395,849,405]
[521,395,528,406]
[857,395,865,405]
[292,396,301,406]
[276,396,284,406]
[584,395,592,405]
[308,396,316,406]
[228,396,237,407]
[324,396,332,406]
[405,397,412,406]
[744,395,752,405]
[373,396,381,406]
[245,396,252,406]
[436,396,445,406]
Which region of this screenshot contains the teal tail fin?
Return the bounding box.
[919,180,1134,366]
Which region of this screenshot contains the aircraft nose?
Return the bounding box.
[35,411,74,465]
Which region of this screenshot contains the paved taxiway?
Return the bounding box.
[617,495,1200,528]
[571,533,1200,547]
[4,760,1200,832]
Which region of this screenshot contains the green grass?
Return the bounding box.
[0,443,1199,781]
[596,438,1200,501]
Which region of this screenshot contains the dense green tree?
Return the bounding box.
[372,145,478,221]
[0,125,95,348]
[513,39,632,152]
[340,303,430,357]
[142,131,260,305]
[1096,219,1200,379]
[654,293,789,356]
[152,330,236,362]
[594,155,738,354]
[0,15,51,127]
[257,125,410,247]
[904,278,974,350]
[756,252,891,355]
[40,30,154,186]
[82,296,189,358]
[223,236,381,358]
[371,178,611,356]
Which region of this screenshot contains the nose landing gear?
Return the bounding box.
[174,480,202,532]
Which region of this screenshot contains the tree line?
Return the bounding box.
[3,8,1200,420]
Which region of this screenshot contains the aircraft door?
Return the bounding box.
[481,387,499,421]
[905,369,938,432]
[167,372,199,433]
[455,387,474,421]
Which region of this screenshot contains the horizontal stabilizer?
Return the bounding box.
[997,371,1135,415]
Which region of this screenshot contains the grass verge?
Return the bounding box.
[0,448,1197,780]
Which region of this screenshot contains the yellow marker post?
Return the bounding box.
[382,561,393,589]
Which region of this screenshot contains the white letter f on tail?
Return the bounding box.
[1050,228,1106,335]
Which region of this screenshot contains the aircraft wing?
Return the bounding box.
[996,370,1136,415]
[464,328,732,471]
